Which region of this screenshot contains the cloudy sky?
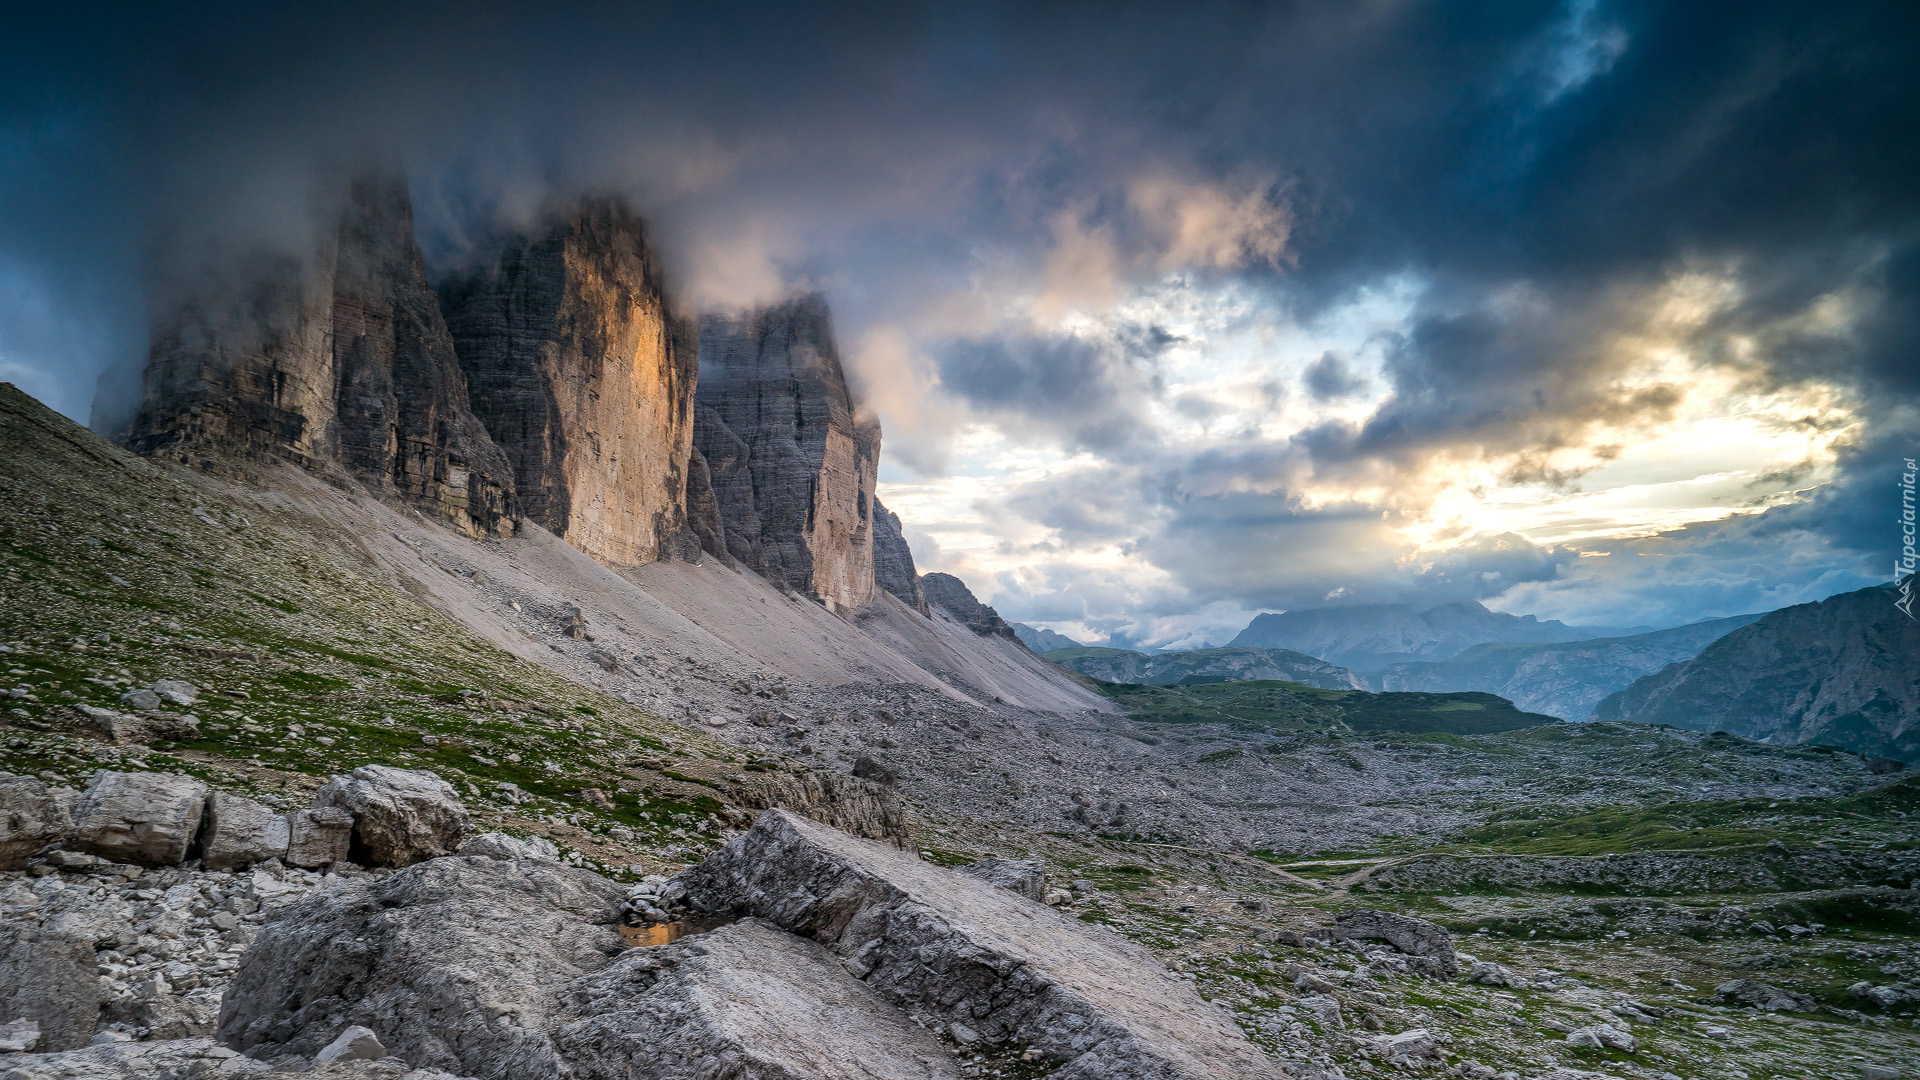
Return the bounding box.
[3,1,1915,647]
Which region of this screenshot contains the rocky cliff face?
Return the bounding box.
[693,296,879,611]
[920,572,1018,640]
[1592,585,1920,761]
[1371,613,1763,719]
[441,198,699,565]
[128,174,515,538]
[870,499,927,614]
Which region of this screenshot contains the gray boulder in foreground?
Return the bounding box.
[218,856,628,1077]
[314,765,468,866]
[198,790,291,871]
[0,772,74,869]
[557,918,961,1079]
[69,770,207,866]
[0,923,99,1051]
[673,809,1286,1080]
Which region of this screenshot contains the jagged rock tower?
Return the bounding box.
[692,296,880,612]
[127,175,516,538]
[871,498,928,614]
[440,198,699,565]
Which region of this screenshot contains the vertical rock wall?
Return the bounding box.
[871,499,928,614]
[127,174,516,538]
[694,296,880,612]
[441,199,699,565]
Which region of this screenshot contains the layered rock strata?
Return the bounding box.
[672,810,1286,1080]
[693,296,880,612]
[441,199,699,565]
[126,174,515,538]
[872,498,928,614]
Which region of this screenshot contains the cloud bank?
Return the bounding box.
[1,0,1913,644]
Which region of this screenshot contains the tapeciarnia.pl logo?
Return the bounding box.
[1899,457,1917,622]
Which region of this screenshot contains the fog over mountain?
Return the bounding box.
[3,0,1915,646]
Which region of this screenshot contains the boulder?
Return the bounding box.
[1566,1023,1635,1051]
[198,791,291,871]
[64,704,199,745]
[0,923,99,1051]
[557,918,962,1079]
[117,688,161,711]
[217,855,629,1077]
[1465,960,1528,990]
[313,766,468,866]
[458,832,559,861]
[152,679,198,706]
[958,858,1047,902]
[0,772,74,869]
[671,809,1285,1080]
[1331,910,1457,977]
[286,806,354,867]
[69,770,207,866]
[1716,978,1815,1011]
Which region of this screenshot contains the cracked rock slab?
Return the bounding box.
[557,918,962,1080]
[674,809,1290,1080]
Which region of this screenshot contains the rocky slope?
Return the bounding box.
[1370,613,1763,719]
[127,174,516,539]
[692,296,880,613]
[1593,584,1920,761]
[1230,602,1648,671]
[440,197,699,566]
[1043,646,1364,691]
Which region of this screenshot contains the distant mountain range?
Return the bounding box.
[1228,601,1651,671]
[1012,622,1083,652]
[1039,645,1365,691]
[1594,584,1919,762]
[1369,613,1764,720]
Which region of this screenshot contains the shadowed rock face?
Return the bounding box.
[920,572,1018,640]
[1592,584,1920,761]
[872,499,927,614]
[442,199,699,565]
[694,296,879,611]
[128,174,516,538]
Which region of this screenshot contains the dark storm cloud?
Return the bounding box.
[1,0,1914,632]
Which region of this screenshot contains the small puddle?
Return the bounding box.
[620,917,733,948]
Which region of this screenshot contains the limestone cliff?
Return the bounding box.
[441,198,699,565]
[871,498,927,614]
[127,174,515,538]
[921,572,1019,641]
[693,296,880,612]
